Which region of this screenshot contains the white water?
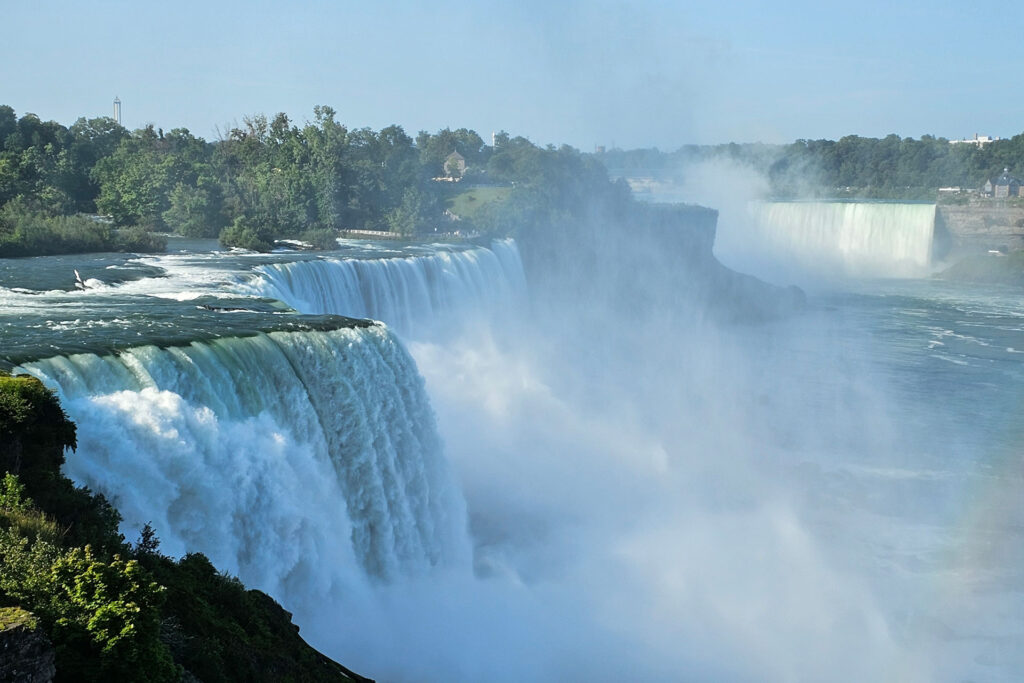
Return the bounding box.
[245,239,527,338]
[10,233,1023,682]
[17,326,468,595]
[718,202,936,280]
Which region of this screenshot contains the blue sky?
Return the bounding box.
[4,0,1021,149]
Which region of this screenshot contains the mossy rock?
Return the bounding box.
[0,606,39,631]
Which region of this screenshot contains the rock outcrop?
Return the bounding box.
[0,608,55,683]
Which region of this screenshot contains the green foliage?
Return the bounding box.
[416,128,486,177]
[0,373,77,478]
[386,187,436,236]
[0,605,39,631]
[0,101,666,249]
[114,226,167,253]
[0,201,162,256]
[138,551,356,682]
[0,472,32,512]
[49,547,178,682]
[0,520,177,682]
[220,215,275,251]
[297,229,340,250]
[0,524,64,609]
[163,182,224,237]
[0,372,122,554]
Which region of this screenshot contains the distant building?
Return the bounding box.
[950,133,1000,147]
[992,168,1022,198]
[113,97,121,125]
[444,151,466,179]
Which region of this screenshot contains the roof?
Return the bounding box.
[446,151,465,161]
[994,168,1021,186]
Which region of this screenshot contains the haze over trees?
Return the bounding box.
[600,133,1024,199]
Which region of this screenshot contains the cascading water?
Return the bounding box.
[720,202,936,279]
[7,229,1019,681]
[15,326,468,596]
[243,239,527,338]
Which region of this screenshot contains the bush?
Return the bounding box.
[114,226,167,253]
[219,216,274,252]
[0,481,178,682]
[49,547,178,682]
[298,229,340,250]
[0,203,164,256]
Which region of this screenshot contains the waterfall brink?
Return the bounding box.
[246,239,527,337]
[742,202,936,278]
[16,326,468,594]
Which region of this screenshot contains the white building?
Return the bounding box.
[949,133,1000,147]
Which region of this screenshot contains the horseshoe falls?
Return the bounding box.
[717,201,937,281]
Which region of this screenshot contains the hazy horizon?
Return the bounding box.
[5,1,1022,150]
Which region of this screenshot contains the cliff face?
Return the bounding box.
[936,200,1024,256]
[519,201,804,325]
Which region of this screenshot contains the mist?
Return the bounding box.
[264,203,959,682]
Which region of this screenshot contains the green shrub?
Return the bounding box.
[298,229,340,250]
[114,226,167,253]
[0,203,164,256]
[220,216,274,252]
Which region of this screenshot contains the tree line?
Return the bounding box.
[0,103,621,254]
[599,133,1024,199]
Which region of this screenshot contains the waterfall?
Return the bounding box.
[244,239,527,337]
[729,202,936,278]
[15,326,468,595]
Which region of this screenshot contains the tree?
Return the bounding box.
[387,187,435,236]
[162,181,223,237]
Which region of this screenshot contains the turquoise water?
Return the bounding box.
[0,237,486,366]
